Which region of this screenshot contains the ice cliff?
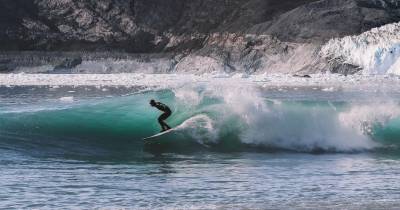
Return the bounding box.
[321,22,400,75]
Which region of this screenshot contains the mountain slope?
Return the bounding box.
[1,0,400,74]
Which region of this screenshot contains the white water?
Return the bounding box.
[170,82,400,152]
[339,102,400,135]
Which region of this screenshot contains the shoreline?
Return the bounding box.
[1,73,400,91]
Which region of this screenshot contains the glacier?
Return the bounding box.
[321,21,400,75]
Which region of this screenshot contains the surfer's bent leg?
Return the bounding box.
[158,111,171,131]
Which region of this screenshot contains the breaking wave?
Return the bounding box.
[1,84,400,156]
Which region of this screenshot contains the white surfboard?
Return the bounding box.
[143,128,175,141]
[143,114,211,142]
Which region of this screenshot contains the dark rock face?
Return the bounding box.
[256,0,400,42]
[3,0,399,52]
[53,56,82,71]
[329,62,361,75]
[0,59,15,72]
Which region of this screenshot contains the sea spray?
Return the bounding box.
[171,83,397,152]
[174,114,217,145]
[339,102,400,136]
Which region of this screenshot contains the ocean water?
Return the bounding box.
[1,82,400,209]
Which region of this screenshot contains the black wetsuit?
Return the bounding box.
[154,102,172,131]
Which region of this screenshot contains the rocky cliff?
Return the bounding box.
[1,0,400,74]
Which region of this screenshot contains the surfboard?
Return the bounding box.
[143,114,210,142]
[143,128,175,141]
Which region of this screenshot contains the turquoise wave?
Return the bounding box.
[1,89,400,156]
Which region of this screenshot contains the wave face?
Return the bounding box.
[1,84,400,156]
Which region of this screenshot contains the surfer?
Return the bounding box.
[150,99,172,132]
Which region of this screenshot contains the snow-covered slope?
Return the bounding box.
[321,22,400,75]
